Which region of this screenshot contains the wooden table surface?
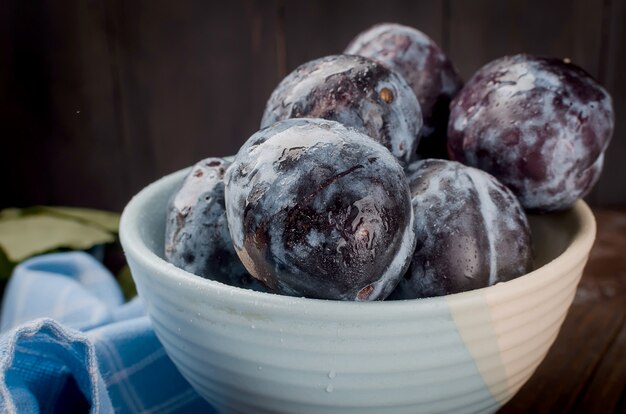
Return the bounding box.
[498,209,626,414]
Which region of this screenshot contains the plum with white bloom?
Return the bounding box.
[390,159,532,299]
[225,118,416,301]
[448,54,614,212]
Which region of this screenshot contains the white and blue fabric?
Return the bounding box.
[0,252,217,413]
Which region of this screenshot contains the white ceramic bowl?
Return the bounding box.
[120,167,596,414]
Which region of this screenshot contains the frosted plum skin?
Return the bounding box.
[346,23,463,159]
[165,157,267,292]
[448,54,614,212]
[389,159,532,300]
[261,54,423,166]
[225,118,416,301]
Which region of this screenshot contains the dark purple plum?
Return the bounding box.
[225,118,416,301]
[165,157,267,292]
[448,54,614,212]
[345,23,463,159]
[261,54,422,166]
[389,159,532,300]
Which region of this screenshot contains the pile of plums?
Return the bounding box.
[165,23,614,301]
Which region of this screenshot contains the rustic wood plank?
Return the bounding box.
[448,0,604,79]
[572,316,626,413]
[0,1,56,209]
[570,208,626,412]
[0,1,129,211]
[282,0,445,74]
[2,1,624,211]
[44,1,131,211]
[106,0,279,197]
[593,0,626,208]
[0,0,34,208]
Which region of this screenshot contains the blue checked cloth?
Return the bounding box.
[0,252,218,413]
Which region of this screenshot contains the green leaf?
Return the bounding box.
[30,206,120,233]
[0,206,120,234]
[0,215,115,263]
[0,247,15,280]
[116,265,137,300]
[0,208,24,220]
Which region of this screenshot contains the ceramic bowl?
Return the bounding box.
[119,167,596,414]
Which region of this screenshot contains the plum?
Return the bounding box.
[448,54,614,212]
[261,54,423,166]
[225,118,416,301]
[389,159,532,300]
[165,157,267,292]
[345,22,463,159]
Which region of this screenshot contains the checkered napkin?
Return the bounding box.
[0,252,217,413]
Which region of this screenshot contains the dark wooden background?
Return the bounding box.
[1,0,624,212]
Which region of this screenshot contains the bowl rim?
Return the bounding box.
[120,166,596,315]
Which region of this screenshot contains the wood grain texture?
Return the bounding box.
[0,1,55,209]
[282,0,444,73]
[569,209,626,413]
[573,319,626,414]
[593,0,626,208]
[0,0,18,208]
[0,0,624,212]
[0,1,279,211]
[0,1,129,211]
[447,0,605,78]
[104,0,279,203]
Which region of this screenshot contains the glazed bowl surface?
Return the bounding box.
[120,167,596,414]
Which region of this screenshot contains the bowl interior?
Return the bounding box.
[126,166,593,299]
